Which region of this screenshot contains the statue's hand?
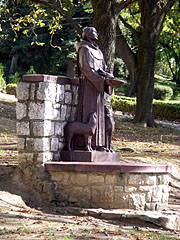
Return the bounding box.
[105,72,114,78]
[105,77,114,86]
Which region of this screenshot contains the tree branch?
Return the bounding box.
[114,0,137,14]
[155,0,176,37]
[119,14,139,38]
[30,0,82,35]
[128,5,144,30]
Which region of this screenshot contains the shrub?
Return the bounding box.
[9,72,21,84]
[0,63,6,92]
[154,85,173,100]
[111,95,136,114]
[26,66,36,74]
[114,57,128,78]
[153,100,180,120]
[111,95,180,120]
[6,83,17,96]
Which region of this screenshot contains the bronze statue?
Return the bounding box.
[105,105,115,152]
[63,27,125,153]
[64,112,97,152]
[75,27,115,151]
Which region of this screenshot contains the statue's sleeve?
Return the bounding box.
[78,47,105,93]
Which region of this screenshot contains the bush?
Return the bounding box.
[8,72,21,84]
[154,85,173,100]
[6,83,17,96]
[0,63,6,92]
[0,75,6,92]
[26,66,36,74]
[111,95,136,114]
[114,57,128,78]
[153,100,180,120]
[111,95,180,120]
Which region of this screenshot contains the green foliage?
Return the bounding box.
[154,84,173,100]
[14,72,21,83]
[114,57,128,78]
[6,83,17,95]
[111,95,136,114]
[111,95,180,120]
[154,74,180,100]
[26,66,36,74]
[0,1,88,78]
[153,100,180,121]
[0,63,6,92]
[9,72,21,84]
[156,2,180,87]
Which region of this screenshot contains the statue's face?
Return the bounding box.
[88,28,98,41]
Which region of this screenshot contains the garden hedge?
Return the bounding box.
[154,84,173,100]
[111,95,180,121]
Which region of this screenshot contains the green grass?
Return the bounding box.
[130,229,179,240]
[0,227,32,235]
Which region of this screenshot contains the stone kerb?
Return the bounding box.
[16,74,79,165]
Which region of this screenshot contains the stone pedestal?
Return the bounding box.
[60,151,120,162]
[45,162,172,210]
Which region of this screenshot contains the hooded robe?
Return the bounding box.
[76,40,112,149]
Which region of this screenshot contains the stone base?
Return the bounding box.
[60,151,120,162]
[45,162,171,210]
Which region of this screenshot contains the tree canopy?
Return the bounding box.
[0,0,179,127]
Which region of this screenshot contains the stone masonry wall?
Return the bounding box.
[50,171,169,210]
[16,80,79,164]
[16,76,79,201]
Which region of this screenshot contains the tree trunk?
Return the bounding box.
[67,59,75,78]
[133,0,163,127]
[10,55,18,74]
[133,33,156,127]
[116,25,137,96]
[91,0,118,72]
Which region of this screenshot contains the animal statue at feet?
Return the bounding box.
[64,112,97,152]
[105,106,115,152]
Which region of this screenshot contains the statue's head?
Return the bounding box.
[82,27,98,41]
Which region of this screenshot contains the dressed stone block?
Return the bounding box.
[16,121,30,136]
[34,138,50,151]
[65,92,72,104]
[51,138,59,151]
[32,121,54,136]
[28,102,53,120]
[56,85,65,102]
[16,82,30,100]
[16,102,27,120]
[17,138,25,151]
[37,82,56,102]
[60,105,67,121]
[65,84,71,91]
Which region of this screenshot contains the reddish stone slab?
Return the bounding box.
[45,162,172,173]
[22,74,80,85]
[60,151,120,162]
[23,74,57,82]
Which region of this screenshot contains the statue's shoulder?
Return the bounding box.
[76,40,103,60]
[76,40,92,52]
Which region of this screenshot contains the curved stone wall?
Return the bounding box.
[45,162,171,210]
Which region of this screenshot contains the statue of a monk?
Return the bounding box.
[76,27,114,151]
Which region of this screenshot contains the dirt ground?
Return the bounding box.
[0,97,180,239]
